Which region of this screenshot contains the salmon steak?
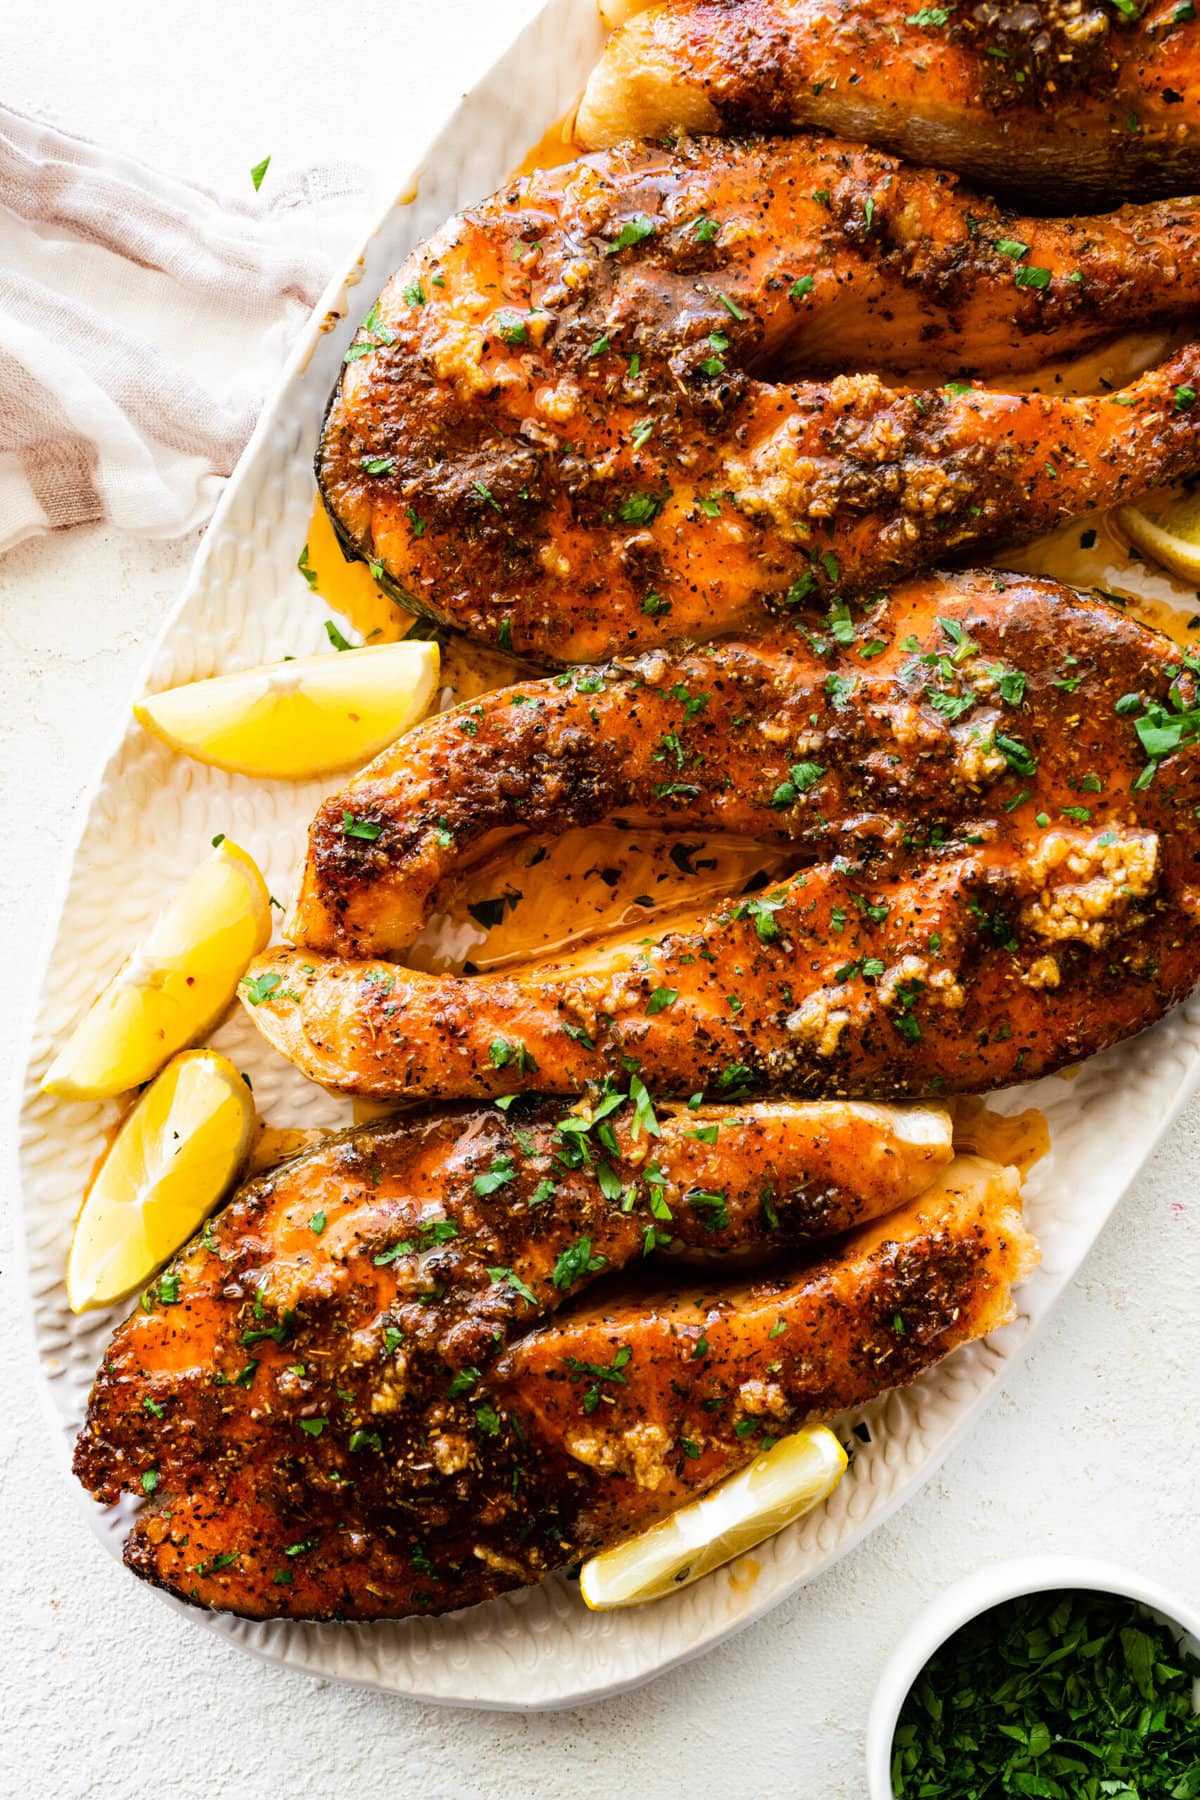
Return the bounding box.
[73,1097,1031,1620]
[316,133,1200,662]
[577,0,1200,205]
[247,571,1200,1101]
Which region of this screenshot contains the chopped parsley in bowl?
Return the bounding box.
[867,1558,1200,1800]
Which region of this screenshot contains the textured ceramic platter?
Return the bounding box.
[17,0,1200,1711]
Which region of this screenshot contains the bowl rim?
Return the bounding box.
[865,1554,1200,1799]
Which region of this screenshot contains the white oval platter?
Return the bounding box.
[16,0,1200,1710]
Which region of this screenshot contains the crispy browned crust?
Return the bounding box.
[76,1133,1028,1620]
[577,0,1200,204]
[288,570,1196,960]
[75,1096,950,1496]
[250,570,1200,1099]
[315,132,1200,662]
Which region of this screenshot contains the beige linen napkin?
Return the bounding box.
[0,102,368,554]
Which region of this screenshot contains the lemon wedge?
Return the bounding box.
[133,640,440,779]
[579,1424,848,1609]
[66,1048,255,1312]
[1117,491,1200,585]
[42,838,270,1100]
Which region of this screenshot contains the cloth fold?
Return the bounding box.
[0,102,370,555]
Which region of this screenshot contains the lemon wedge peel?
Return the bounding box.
[133,640,440,779]
[41,838,270,1101]
[579,1423,848,1610]
[66,1048,255,1313]
[1117,492,1200,586]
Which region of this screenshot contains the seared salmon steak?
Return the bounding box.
[74,1125,1031,1620]
[577,0,1200,205]
[251,571,1200,1100]
[316,134,1200,662]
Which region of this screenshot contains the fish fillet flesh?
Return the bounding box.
[74,1142,1031,1620]
[316,133,1200,662]
[249,571,1200,1099]
[576,0,1200,205]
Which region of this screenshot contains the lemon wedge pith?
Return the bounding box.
[1118,491,1200,585]
[42,838,270,1101]
[66,1049,255,1313]
[134,640,440,779]
[579,1424,848,1610]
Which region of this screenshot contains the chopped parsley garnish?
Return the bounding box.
[487,1266,538,1307]
[604,214,656,255]
[474,1401,502,1437]
[494,310,528,345]
[372,1240,414,1266]
[1013,265,1052,291]
[194,1551,239,1576]
[488,1037,537,1074]
[343,300,398,363]
[770,760,825,808]
[892,1587,1200,1799]
[990,665,1027,705]
[993,733,1038,777]
[474,1155,517,1198]
[994,236,1029,260]
[789,275,815,300]
[342,811,382,841]
[241,970,281,1005]
[250,156,271,192]
[686,1189,729,1231]
[629,1072,661,1139]
[565,1343,631,1412]
[323,618,352,652]
[552,1236,606,1291]
[619,492,665,525]
[359,455,396,476]
[928,689,976,723]
[646,987,679,1014]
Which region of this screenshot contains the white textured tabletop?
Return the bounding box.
[3,4,1198,1795]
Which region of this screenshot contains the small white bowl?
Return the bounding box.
[866,1556,1200,1800]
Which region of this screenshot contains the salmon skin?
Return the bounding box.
[249,571,1200,1102]
[316,133,1200,663]
[74,1138,1032,1621]
[577,0,1200,206]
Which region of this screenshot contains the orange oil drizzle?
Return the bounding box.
[952,1098,1051,1178]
